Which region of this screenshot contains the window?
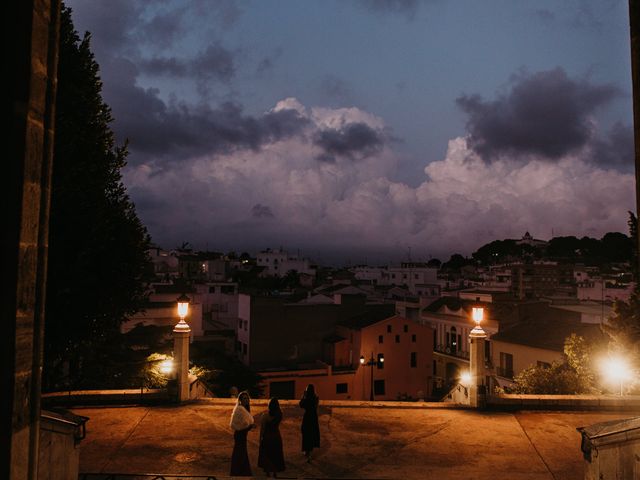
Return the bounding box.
[414,274,419,279]
[374,379,385,395]
[387,325,392,333]
[236,341,241,352]
[395,334,400,343]
[537,361,551,369]
[499,352,513,378]
[336,383,348,394]
[410,352,417,368]
[242,343,247,355]
[209,286,217,293]
[221,285,235,294]
[403,324,408,333]
[244,320,248,331]
[377,353,384,369]
[378,335,383,344]
[450,326,457,352]
[413,334,417,343]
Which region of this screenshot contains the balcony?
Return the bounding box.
[434,344,470,360]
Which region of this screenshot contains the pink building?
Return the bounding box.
[260,315,434,401]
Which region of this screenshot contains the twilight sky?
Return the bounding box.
[66,0,635,264]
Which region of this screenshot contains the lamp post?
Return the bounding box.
[469,306,486,408]
[174,293,191,402]
[360,352,383,401]
[602,357,632,396]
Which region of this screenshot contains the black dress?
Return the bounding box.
[230,426,252,476]
[299,395,320,453]
[258,413,285,473]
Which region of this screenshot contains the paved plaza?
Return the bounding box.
[72,400,640,479]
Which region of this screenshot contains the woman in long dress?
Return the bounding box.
[299,384,320,462]
[258,397,286,477]
[229,391,255,476]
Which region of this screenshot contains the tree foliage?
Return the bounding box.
[602,212,640,367]
[508,335,598,394]
[604,291,640,364]
[44,6,152,389]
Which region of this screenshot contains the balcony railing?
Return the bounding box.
[434,344,470,360]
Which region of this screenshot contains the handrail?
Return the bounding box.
[79,475,219,480]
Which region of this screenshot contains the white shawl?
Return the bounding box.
[230,403,254,431]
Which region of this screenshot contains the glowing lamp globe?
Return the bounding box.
[360,355,365,365]
[176,293,190,320]
[159,359,173,375]
[472,307,484,325]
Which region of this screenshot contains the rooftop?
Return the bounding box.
[72,401,640,479]
[490,320,604,352]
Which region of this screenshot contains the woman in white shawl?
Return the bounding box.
[230,391,255,476]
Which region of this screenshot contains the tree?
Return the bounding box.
[604,292,640,364]
[43,6,152,390]
[508,335,598,394]
[441,253,474,272]
[602,212,640,367]
[426,258,441,268]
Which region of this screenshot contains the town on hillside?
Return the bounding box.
[123,230,636,402]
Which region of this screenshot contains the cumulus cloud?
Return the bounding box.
[125,98,634,260]
[456,68,620,161]
[314,123,386,162]
[140,43,236,84]
[102,58,309,163]
[251,204,275,219]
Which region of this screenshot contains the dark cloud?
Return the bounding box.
[314,123,386,162]
[358,0,421,19]
[251,204,275,219]
[102,58,309,163]
[319,75,354,102]
[69,0,145,54]
[256,47,283,75]
[589,122,634,170]
[139,43,236,83]
[135,8,187,49]
[456,68,620,160]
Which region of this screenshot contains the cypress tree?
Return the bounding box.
[44,6,152,389]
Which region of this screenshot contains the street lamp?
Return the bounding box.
[472,307,484,328]
[601,356,632,396]
[159,358,173,375]
[173,293,191,402]
[175,293,191,332]
[360,352,384,401]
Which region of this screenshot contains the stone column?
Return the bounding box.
[469,325,487,408]
[4,1,60,479]
[173,321,191,403]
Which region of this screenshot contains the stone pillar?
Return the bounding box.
[173,321,191,403]
[4,1,60,479]
[469,325,487,408]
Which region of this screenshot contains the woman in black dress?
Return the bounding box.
[258,397,286,477]
[299,384,320,462]
[229,391,255,476]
